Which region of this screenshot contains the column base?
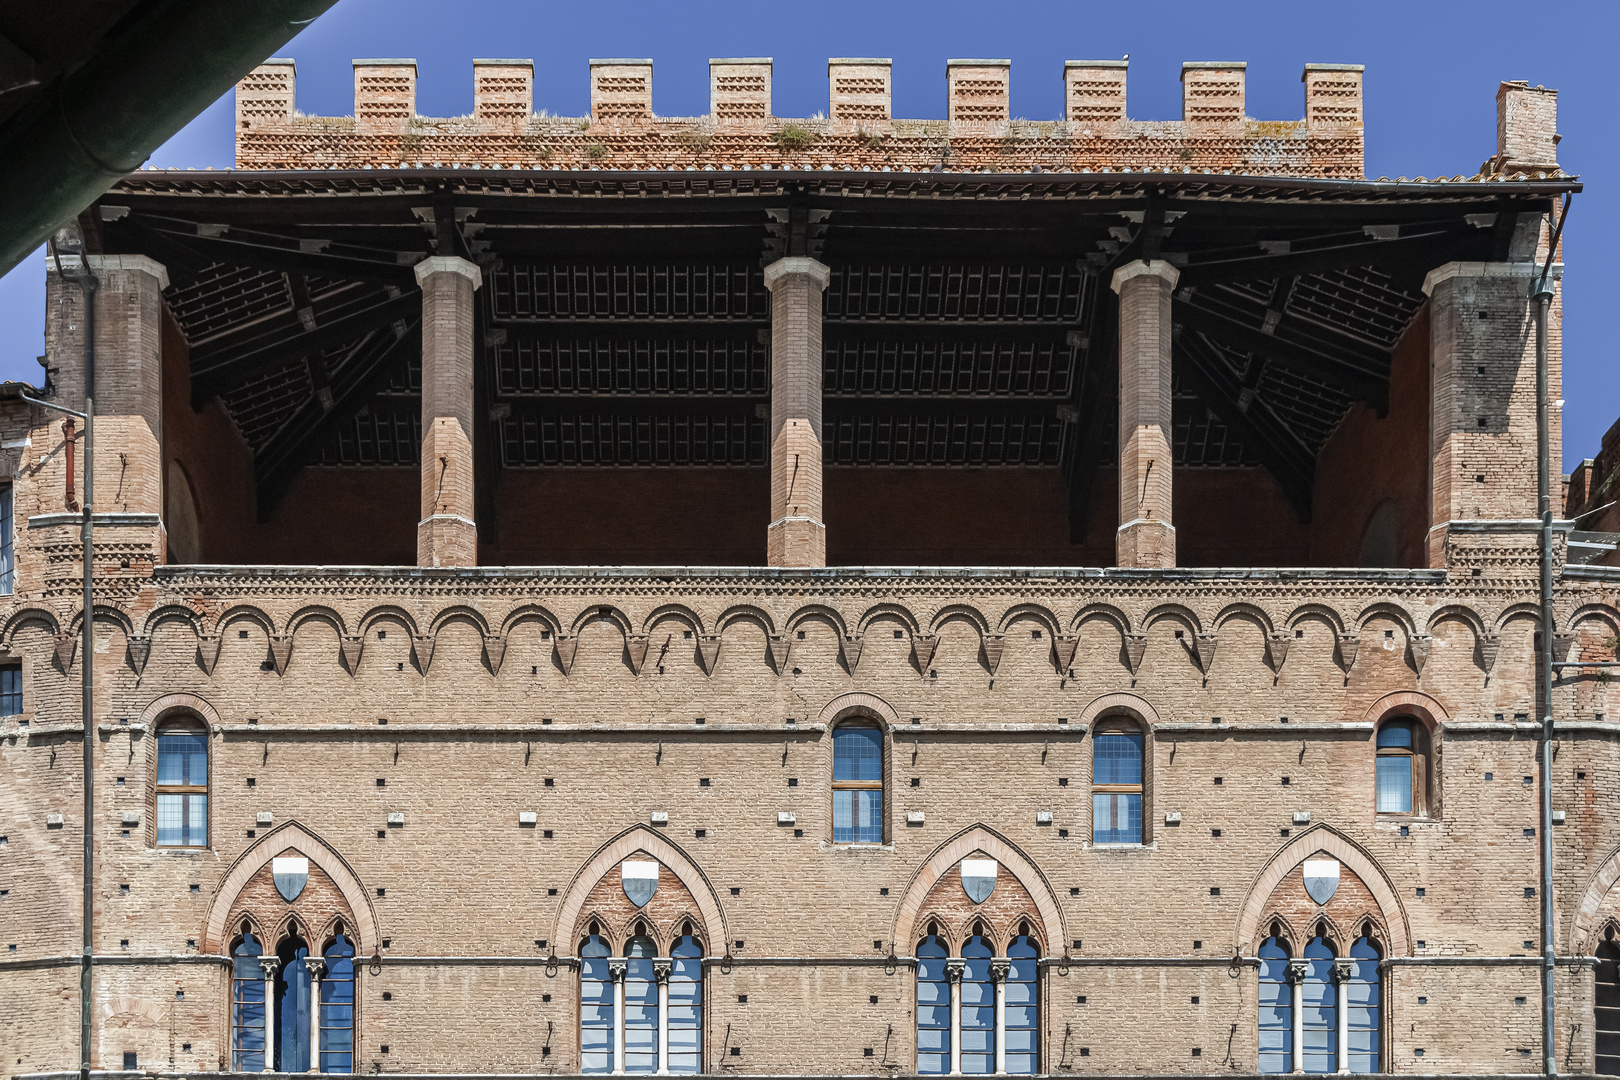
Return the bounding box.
[1116,519,1176,568]
[768,516,826,568]
[417,514,477,568]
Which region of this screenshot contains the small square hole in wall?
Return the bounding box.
[1070,887,1080,896]
[543,830,553,839]
[544,778,554,787]
[1516,996,1527,1005]
[699,778,710,788]
[1280,777,1290,786]
[788,778,799,787]
[730,887,741,896]
[547,888,557,896]
[175,989,185,1001]
[120,830,129,838]
[124,1052,138,1070]
[695,829,707,839]
[115,777,125,787]
[1073,940,1083,950]
[541,993,551,1003]
[120,939,129,948]
[793,828,803,838]
[1174,629,1184,639]
[238,630,248,639]
[1079,1048,1090,1057]
[1485,772,1494,781]
[376,888,385,897]
[247,830,256,838]
[1192,940,1202,950]
[1192,1048,1202,1058]
[1058,778,1069,787]
[1295,628,1303,638]
[187,939,195,948]
[1280,828,1290,837]
[1416,887,1426,897]
[1032,630,1042,640]
[189,884,200,893]
[1524,941,1534,950]
[1213,777,1223,785]
[1525,887,1536,897]
[1209,887,1220,896]
[181,1044,190,1054]
[382,939,391,949]
[911,717,922,725]
[395,663,403,672]
[1058,828,1069,838]
[1579,772,1588,780]
[1478,417,1488,427]
[1417,996,1428,1004]
[1400,825,1410,837]
[683,630,692,639]
[1477,365,1486,374]
[880,887,889,896]
[1475,474,1486,483]
[1524,776,1534,786]
[870,995,879,1004]
[873,940,883,951]
[864,1048,874,1058]
[910,778,920,788]
[1416,940,1426,949]
[380,1046,390,1055]
[382,992,392,1002]
[1191,995,1200,1004]
[376,778,386,787]
[1384,629,1394,639]
[246,778,255,787]
[1212,829,1223,838]
[738,994,748,1004]
[730,1048,741,1058]
[796,630,805,640]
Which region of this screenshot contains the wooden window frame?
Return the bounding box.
[155,718,209,849]
[1090,719,1147,845]
[1375,717,1427,818]
[830,718,887,845]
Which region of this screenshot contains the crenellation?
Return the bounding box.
[471,58,533,128]
[1180,61,1247,134]
[352,58,417,133]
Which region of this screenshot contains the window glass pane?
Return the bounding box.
[233,933,266,1072]
[916,935,950,1075]
[833,787,884,844]
[156,794,183,847]
[0,483,14,595]
[320,935,356,1074]
[1376,756,1412,813]
[1347,936,1380,1074]
[1258,936,1292,1075]
[1376,721,1413,749]
[833,725,883,781]
[186,794,207,847]
[580,934,614,1074]
[1301,937,1337,1073]
[1005,934,1038,1074]
[1092,792,1142,844]
[960,933,993,1073]
[0,666,20,716]
[1092,731,1143,784]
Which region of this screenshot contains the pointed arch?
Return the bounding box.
[1235,823,1411,956]
[203,820,378,955]
[552,825,728,950]
[1569,840,1620,955]
[892,824,1065,952]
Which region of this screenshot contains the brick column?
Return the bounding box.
[1111,260,1179,567]
[763,257,830,567]
[1422,260,1560,567]
[414,256,482,567]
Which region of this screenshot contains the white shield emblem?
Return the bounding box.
[272,856,308,903]
[1303,858,1341,906]
[961,859,998,904]
[621,860,659,908]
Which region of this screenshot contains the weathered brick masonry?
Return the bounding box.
[0,56,1606,1080]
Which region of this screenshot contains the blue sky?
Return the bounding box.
[1,0,1613,459]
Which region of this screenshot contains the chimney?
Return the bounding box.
[1064,60,1127,126]
[947,59,1010,128]
[710,58,772,125]
[1496,81,1559,173]
[473,59,532,127]
[236,60,295,134]
[590,59,653,124]
[354,59,416,131]
[828,58,892,133]
[1301,64,1364,131]
[1181,61,1246,132]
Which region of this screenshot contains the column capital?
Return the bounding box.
[47,252,170,289]
[1421,259,1563,297]
[944,957,966,984]
[763,256,830,291]
[987,957,1011,983]
[607,958,629,982]
[1331,957,1355,983]
[304,956,327,978]
[258,956,282,978]
[652,958,673,983]
[413,255,483,290]
[1285,958,1310,984]
[1110,258,1179,294]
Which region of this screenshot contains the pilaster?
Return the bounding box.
[764,257,830,568]
[1112,259,1179,568]
[415,256,481,568]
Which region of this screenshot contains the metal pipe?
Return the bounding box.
[1533,192,1571,1077]
[77,256,97,1080]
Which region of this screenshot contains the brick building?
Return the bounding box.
[0,55,1612,1080]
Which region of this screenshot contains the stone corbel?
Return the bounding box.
[126,635,151,677]
[1552,632,1576,665]
[1265,632,1291,672]
[483,633,507,675]
[839,633,864,673]
[696,633,721,675]
[1477,632,1501,676]
[1335,632,1360,673]
[1052,634,1079,675]
[410,633,436,675]
[982,633,1005,676]
[1408,632,1432,678]
[912,633,938,674]
[1123,633,1148,675]
[53,632,77,673]
[268,634,293,676]
[196,633,221,676]
[555,635,578,676]
[1193,632,1218,674]
[340,635,364,675]
[626,634,650,676]
[767,633,791,675]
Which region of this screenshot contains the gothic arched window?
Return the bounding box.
[1003,930,1039,1075]
[667,930,704,1074]
[1092,719,1144,844]
[1597,929,1620,1075]
[318,932,356,1073]
[579,923,707,1075]
[1257,932,1292,1075]
[1346,931,1381,1074]
[1301,934,1337,1074]
[916,930,951,1076]
[579,930,615,1074]
[960,930,995,1074]
[623,934,659,1073]
[231,930,266,1072]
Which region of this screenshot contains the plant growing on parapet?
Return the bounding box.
[1178,146,1194,162]
[858,128,886,151]
[775,125,817,152]
[678,129,712,154]
[585,143,608,162]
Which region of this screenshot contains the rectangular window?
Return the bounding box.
[832,724,883,843]
[156,729,208,847]
[1375,756,1412,814]
[0,483,13,595]
[1092,728,1144,844]
[0,666,20,716]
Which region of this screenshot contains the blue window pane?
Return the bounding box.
[917,1004,952,1026]
[1004,1027,1036,1052]
[961,1005,993,1028]
[960,1029,992,1051]
[1005,982,1034,1005]
[1092,731,1143,784]
[918,1052,948,1075]
[581,1029,613,1051]
[1301,937,1337,1073]
[917,1029,949,1052]
[581,1051,613,1075]
[1258,936,1293,1074]
[0,666,20,716]
[833,725,883,780]
[1377,721,1413,749]
[833,787,883,844]
[1005,1053,1037,1075]
[0,484,13,595]
[668,1054,700,1075]
[961,1052,993,1074]
[1093,792,1142,844]
[1376,755,1412,812]
[916,933,951,1072]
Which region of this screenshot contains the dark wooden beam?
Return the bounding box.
[1170,298,1388,407]
[192,289,419,404]
[1174,227,1483,287]
[119,215,418,286]
[254,319,422,520]
[1174,331,1315,522]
